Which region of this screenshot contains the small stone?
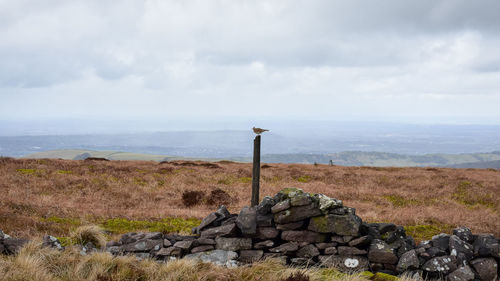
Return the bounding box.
[254,240,274,249]
[290,257,315,266]
[236,206,257,235]
[297,244,320,258]
[377,223,397,234]
[315,194,343,213]
[337,246,367,256]
[191,245,214,253]
[215,237,252,251]
[42,235,64,250]
[316,242,337,250]
[239,250,264,263]
[470,258,498,281]
[324,247,337,255]
[121,239,163,252]
[449,235,473,261]
[200,223,237,238]
[276,221,304,230]
[269,242,299,254]
[396,249,420,273]
[281,230,326,243]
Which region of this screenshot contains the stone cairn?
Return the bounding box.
[1,188,499,281]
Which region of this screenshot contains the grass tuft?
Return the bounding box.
[70,225,107,248]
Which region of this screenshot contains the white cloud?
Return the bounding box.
[0,0,499,122]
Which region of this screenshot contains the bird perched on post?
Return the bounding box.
[252,127,269,135]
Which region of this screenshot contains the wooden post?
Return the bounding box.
[251,135,261,206]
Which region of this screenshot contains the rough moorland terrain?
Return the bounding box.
[0,157,498,241]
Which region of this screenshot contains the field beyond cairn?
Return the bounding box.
[0,157,498,240]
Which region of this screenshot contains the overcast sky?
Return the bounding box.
[1,0,500,124]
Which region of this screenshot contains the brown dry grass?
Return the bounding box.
[0,157,498,239]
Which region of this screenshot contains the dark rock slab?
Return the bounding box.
[324,247,337,255]
[470,258,498,281]
[156,246,182,257]
[316,242,337,250]
[200,223,237,238]
[368,239,398,264]
[269,242,299,254]
[256,227,279,240]
[290,192,312,207]
[473,234,498,257]
[281,230,326,243]
[276,221,304,231]
[377,223,397,235]
[431,233,450,251]
[3,238,29,254]
[396,249,419,273]
[348,235,372,248]
[297,244,320,258]
[453,227,473,244]
[274,203,322,224]
[236,206,257,235]
[163,239,172,247]
[447,265,475,281]
[122,239,163,252]
[239,250,264,263]
[184,249,238,267]
[191,245,214,253]
[449,235,473,261]
[337,246,367,256]
[256,214,274,227]
[215,237,252,251]
[318,255,369,273]
[192,212,218,234]
[256,196,275,215]
[196,238,215,245]
[308,213,362,236]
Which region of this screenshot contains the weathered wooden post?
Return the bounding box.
[251,135,261,206]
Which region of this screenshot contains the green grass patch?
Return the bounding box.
[16,168,42,175]
[57,170,73,174]
[133,177,147,186]
[239,177,252,183]
[101,217,201,234]
[42,216,81,226]
[452,181,496,209]
[404,223,453,241]
[296,175,311,183]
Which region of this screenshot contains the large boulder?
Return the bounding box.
[449,235,473,261]
[308,213,362,236]
[452,227,473,244]
[236,206,257,235]
[396,249,420,273]
[422,256,457,275]
[3,238,29,254]
[470,258,498,281]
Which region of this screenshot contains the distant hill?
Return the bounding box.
[24,149,500,168]
[449,160,500,169]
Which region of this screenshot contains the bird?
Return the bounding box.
[252,127,269,135]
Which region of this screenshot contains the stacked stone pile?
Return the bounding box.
[103,188,499,281]
[1,188,499,281]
